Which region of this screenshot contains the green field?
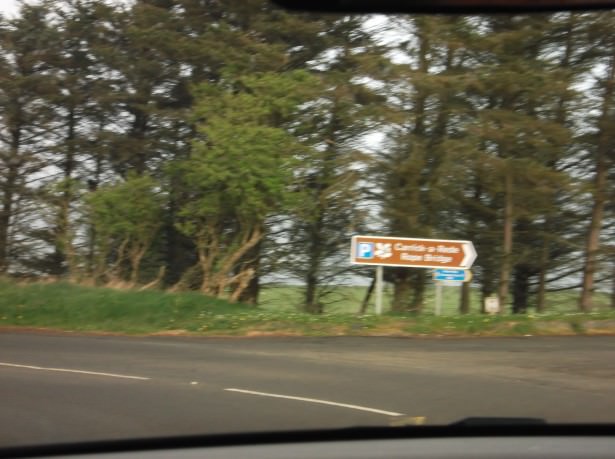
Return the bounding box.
[0,278,614,337]
[259,283,612,315]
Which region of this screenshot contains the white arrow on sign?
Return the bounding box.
[461,242,477,268]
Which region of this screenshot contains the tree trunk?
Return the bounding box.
[459,281,470,314]
[300,98,343,314]
[360,275,376,314]
[163,218,181,286]
[304,273,321,314]
[536,15,574,313]
[129,107,149,176]
[87,142,102,277]
[0,112,25,275]
[536,241,549,313]
[304,212,324,314]
[129,246,147,287]
[198,246,212,294]
[237,241,262,305]
[579,154,608,311]
[498,167,514,311]
[196,228,219,294]
[391,269,425,313]
[238,271,260,305]
[0,163,17,275]
[229,268,255,303]
[391,269,412,313]
[410,270,425,313]
[163,173,196,287]
[387,20,431,315]
[139,266,166,291]
[611,260,615,309]
[55,106,77,278]
[512,264,530,314]
[579,54,615,312]
[64,108,79,279]
[211,226,262,298]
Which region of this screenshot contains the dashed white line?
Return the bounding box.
[225,388,404,416]
[0,362,150,380]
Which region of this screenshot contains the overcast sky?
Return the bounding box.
[0,0,19,17]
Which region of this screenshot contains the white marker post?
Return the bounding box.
[375,265,383,315]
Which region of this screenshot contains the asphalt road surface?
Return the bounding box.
[1,332,615,447]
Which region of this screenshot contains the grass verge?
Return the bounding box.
[1,279,615,337]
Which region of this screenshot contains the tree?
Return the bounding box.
[0,3,56,274]
[28,0,119,278]
[376,16,475,313]
[578,12,615,311]
[284,16,386,313]
[86,174,163,286]
[433,15,575,313]
[175,71,315,302]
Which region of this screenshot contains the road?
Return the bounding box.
[1,332,615,447]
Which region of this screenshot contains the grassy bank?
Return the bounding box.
[1,279,614,337]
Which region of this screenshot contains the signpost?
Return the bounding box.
[351,236,477,315]
[375,265,383,315]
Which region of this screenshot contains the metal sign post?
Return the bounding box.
[435,281,443,316]
[375,265,383,315]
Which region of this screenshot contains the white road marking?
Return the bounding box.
[225,388,404,416]
[0,362,150,380]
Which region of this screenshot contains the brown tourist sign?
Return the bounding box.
[350,235,477,270]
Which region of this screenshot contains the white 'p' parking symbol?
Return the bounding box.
[357,242,374,259]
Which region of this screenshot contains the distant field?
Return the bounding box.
[259,284,612,315]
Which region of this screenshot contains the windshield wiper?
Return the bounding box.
[451,417,547,427]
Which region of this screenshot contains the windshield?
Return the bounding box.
[1,0,615,448]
